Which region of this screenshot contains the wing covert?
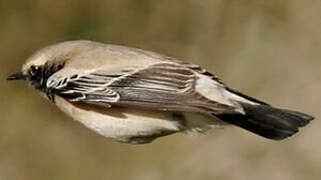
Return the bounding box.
[53,73,120,106]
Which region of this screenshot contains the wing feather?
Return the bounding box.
[54,74,120,103]
[108,63,233,113]
[53,63,233,113]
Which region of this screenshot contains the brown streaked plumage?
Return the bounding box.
[7,40,314,144]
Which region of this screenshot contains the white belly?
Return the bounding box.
[55,96,181,143]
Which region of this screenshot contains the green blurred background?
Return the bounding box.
[1,0,320,179]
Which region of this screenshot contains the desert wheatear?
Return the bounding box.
[7,40,314,144]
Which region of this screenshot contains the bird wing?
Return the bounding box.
[54,62,234,113]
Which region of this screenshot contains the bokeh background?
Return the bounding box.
[1,0,320,180]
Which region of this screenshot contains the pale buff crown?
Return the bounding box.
[21,40,173,76]
[21,40,103,74]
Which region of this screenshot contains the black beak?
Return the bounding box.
[7,71,26,81]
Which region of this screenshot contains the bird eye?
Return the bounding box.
[30,65,41,76]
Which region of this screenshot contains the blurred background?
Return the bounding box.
[1,0,320,179]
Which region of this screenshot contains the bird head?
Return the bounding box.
[7,45,66,91]
[6,40,94,90]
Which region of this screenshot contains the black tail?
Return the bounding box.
[216,103,314,140]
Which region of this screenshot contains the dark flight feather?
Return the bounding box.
[216,103,314,140]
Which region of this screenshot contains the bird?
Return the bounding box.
[7,40,314,144]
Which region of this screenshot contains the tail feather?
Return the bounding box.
[216,103,314,140]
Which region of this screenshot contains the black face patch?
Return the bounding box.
[29,65,43,85]
[28,62,64,99]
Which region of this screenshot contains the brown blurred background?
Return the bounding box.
[1,0,320,180]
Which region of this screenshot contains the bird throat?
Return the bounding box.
[33,62,65,101]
